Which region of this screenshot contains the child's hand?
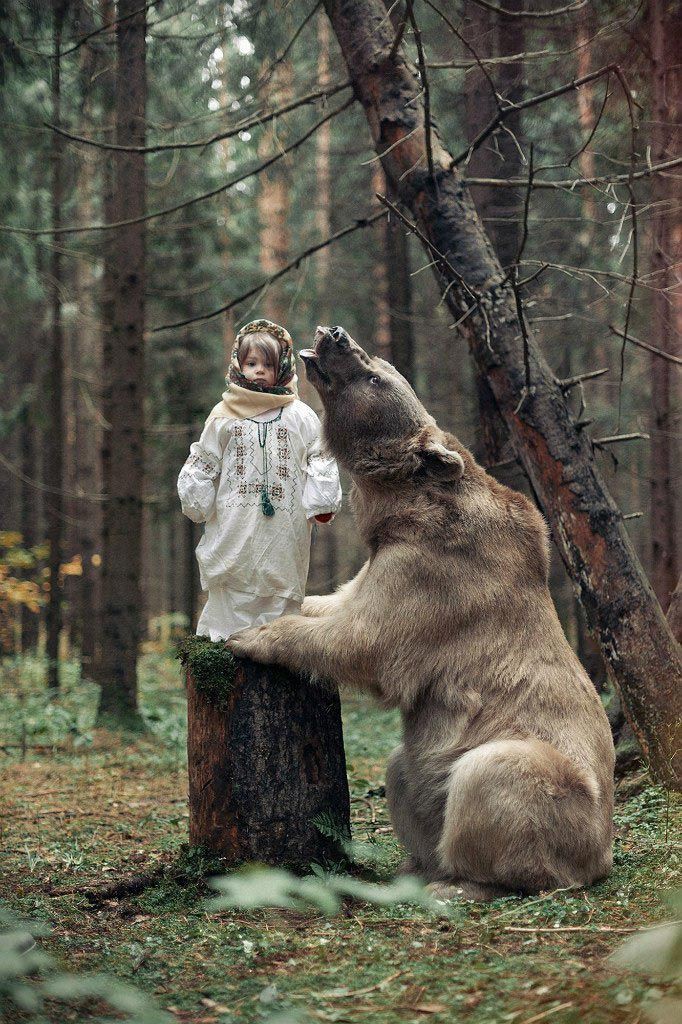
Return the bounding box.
[313,513,334,523]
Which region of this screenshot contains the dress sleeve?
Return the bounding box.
[301,412,342,519]
[177,417,230,524]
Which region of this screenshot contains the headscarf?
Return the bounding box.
[207,319,299,422]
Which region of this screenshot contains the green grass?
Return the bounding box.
[0,653,679,1024]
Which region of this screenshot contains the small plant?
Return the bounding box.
[0,904,171,1023]
[207,864,448,917]
[175,634,237,710]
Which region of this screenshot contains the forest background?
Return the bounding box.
[0,0,680,730]
[0,2,681,1022]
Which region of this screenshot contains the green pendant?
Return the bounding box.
[261,487,275,517]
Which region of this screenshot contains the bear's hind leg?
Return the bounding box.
[436,739,609,895]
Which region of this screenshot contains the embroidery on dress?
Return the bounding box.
[222,419,298,515]
[187,447,220,477]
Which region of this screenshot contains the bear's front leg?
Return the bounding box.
[227,611,376,693]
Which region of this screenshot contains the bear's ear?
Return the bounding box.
[416,428,465,481]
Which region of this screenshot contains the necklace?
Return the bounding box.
[248,408,283,517]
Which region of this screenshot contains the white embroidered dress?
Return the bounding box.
[178,400,342,640]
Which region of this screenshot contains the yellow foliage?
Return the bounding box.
[60,554,83,577]
[0,531,23,548]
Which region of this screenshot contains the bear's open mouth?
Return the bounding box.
[299,326,332,384]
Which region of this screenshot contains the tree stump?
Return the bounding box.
[186,658,351,868]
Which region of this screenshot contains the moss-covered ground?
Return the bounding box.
[0,653,679,1023]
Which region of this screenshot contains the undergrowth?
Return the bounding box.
[0,652,679,1024]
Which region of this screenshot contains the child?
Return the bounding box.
[177,319,342,641]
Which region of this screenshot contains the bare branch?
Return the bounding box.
[258,2,322,90]
[405,1,434,180]
[151,210,387,334]
[453,64,618,167]
[0,98,353,238]
[464,154,682,189]
[558,368,609,390]
[423,0,501,114]
[44,80,351,154]
[609,325,682,366]
[594,433,649,446]
[467,0,588,18]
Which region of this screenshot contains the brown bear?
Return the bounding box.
[228,325,614,899]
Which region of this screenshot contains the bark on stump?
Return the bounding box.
[187,659,351,867]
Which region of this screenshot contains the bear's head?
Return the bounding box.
[300,326,464,485]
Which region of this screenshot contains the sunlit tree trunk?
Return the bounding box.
[20,346,40,651]
[97,0,147,724]
[257,61,292,326]
[649,0,681,610]
[371,164,392,361]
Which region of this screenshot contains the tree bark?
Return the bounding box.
[323,0,682,788]
[74,27,103,673]
[187,660,351,865]
[315,11,339,592]
[97,0,147,723]
[667,576,682,646]
[649,0,681,611]
[257,60,292,327]
[45,4,67,690]
[463,1,515,469]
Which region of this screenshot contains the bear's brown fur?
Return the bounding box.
[229,326,614,898]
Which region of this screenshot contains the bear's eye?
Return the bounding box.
[369,375,381,386]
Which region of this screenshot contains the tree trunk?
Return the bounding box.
[45,4,66,690]
[464,2,512,469]
[187,660,351,865]
[257,60,292,326]
[20,346,40,651]
[97,0,147,723]
[667,576,682,645]
[649,0,681,611]
[323,0,682,789]
[487,0,524,271]
[315,11,339,592]
[74,29,103,674]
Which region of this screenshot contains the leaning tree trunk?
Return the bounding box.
[187,660,351,865]
[323,0,682,789]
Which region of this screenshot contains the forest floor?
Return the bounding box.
[0,652,680,1024]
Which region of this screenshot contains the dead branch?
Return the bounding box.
[468,0,587,18]
[45,80,351,154]
[151,209,387,333]
[464,154,682,189]
[0,98,353,237]
[593,433,649,446]
[405,2,434,180]
[609,325,682,366]
[557,368,609,390]
[454,64,618,166]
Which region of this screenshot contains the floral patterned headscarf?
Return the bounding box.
[227,319,296,396]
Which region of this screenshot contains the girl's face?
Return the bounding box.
[240,344,277,387]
